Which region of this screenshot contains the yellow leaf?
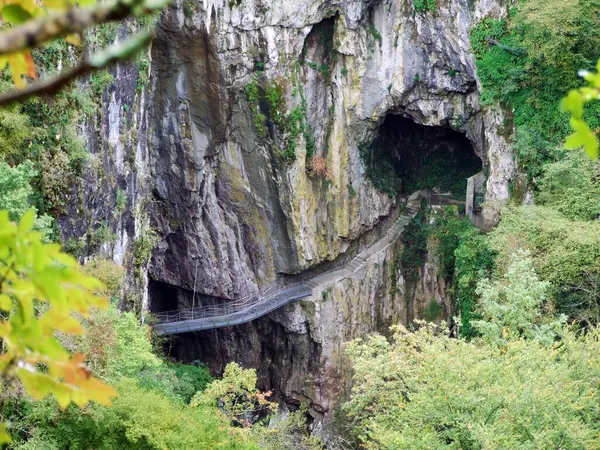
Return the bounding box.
[19,0,37,14]
[42,0,70,10]
[18,210,35,233]
[0,294,12,311]
[65,33,81,46]
[7,53,26,89]
[0,423,11,444]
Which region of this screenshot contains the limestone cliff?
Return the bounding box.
[59,0,513,438]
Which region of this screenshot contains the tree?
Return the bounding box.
[0,161,54,239]
[472,249,565,347]
[343,322,600,449]
[191,362,277,428]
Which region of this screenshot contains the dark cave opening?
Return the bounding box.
[360,115,481,198]
[149,279,236,314]
[149,280,179,313]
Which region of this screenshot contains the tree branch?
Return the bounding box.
[0,0,166,57]
[0,31,151,106]
[485,37,527,56]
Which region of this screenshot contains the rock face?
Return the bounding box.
[62,0,513,437]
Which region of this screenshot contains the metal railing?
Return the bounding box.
[152,190,462,334]
[153,284,313,334]
[154,282,285,324]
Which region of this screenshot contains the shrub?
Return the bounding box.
[344,322,600,449]
[489,205,600,324]
[308,155,328,178]
[413,0,435,12]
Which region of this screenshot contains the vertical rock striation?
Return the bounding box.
[61,0,513,435]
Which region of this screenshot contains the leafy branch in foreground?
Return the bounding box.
[0,210,117,442]
[0,31,151,105]
[561,60,600,159]
[0,0,169,101]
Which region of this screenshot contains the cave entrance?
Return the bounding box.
[149,280,179,313]
[361,115,481,199]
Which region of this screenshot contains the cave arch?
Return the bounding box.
[361,115,482,199]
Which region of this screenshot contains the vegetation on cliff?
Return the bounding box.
[1,0,600,447]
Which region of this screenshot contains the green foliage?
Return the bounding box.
[136,56,150,93]
[192,362,277,427]
[319,63,329,78]
[264,81,286,128]
[0,100,32,162]
[535,150,600,220]
[413,0,435,12]
[0,161,37,221]
[252,406,324,450]
[341,67,349,77]
[489,205,600,324]
[368,26,382,46]
[428,210,473,280]
[561,61,600,159]
[399,208,428,282]
[15,379,260,450]
[454,226,495,338]
[114,189,127,215]
[88,221,117,249]
[422,299,444,321]
[469,18,506,57]
[348,184,357,198]
[0,161,54,239]
[0,211,116,443]
[244,74,261,104]
[133,229,159,276]
[245,76,289,140]
[82,257,125,302]
[182,0,196,18]
[473,249,565,347]
[343,322,600,449]
[472,1,600,175]
[90,70,115,97]
[359,143,402,197]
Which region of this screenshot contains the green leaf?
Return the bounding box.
[18,210,35,233]
[1,4,32,24]
[560,90,584,119]
[564,118,598,159]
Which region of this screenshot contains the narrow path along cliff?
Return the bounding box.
[154,190,462,334]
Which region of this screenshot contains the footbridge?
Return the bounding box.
[153,191,462,335]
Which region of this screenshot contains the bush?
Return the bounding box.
[343,322,600,449]
[536,150,600,220]
[0,161,54,239]
[473,249,565,347]
[15,380,260,450]
[82,257,125,302]
[489,205,600,324]
[454,226,495,338]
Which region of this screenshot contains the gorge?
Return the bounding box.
[59,0,513,438]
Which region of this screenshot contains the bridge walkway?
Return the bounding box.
[153,191,462,335]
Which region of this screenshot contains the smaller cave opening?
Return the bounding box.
[149,280,236,314]
[149,280,179,313]
[361,115,481,199]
